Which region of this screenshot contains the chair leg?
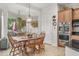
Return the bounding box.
[41,44,45,51]
[19,47,23,55]
[13,48,15,56]
[39,45,41,53]
[9,47,23,56]
[18,46,23,56]
[9,48,13,55]
[36,45,41,53]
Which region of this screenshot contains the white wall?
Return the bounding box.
[1,9,8,39]
[41,3,58,46]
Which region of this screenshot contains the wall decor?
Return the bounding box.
[16,17,26,32]
[31,19,38,28]
[52,15,56,29]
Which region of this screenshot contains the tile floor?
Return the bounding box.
[0,44,65,56]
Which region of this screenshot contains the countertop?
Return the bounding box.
[66,42,79,52]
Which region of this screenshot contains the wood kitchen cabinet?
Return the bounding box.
[64,9,72,23]
[58,11,65,22]
[58,8,72,23]
[73,8,79,20]
[58,8,72,47]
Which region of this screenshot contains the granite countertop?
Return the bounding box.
[66,42,79,52]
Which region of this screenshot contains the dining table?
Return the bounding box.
[12,35,37,55]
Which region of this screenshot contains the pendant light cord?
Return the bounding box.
[29,3,30,17]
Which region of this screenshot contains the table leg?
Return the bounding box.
[23,42,29,56]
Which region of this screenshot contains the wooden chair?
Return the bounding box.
[32,33,37,38]
[35,32,45,53]
[26,39,36,55]
[39,32,45,49]
[8,33,22,56]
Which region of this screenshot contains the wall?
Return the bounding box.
[41,3,58,46]
[1,9,8,39]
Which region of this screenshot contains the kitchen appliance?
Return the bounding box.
[59,22,70,40]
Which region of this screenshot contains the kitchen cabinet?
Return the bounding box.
[73,8,79,20]
[58,9,72,23]
[64,9,72,23]
[58,11,65,22]
[58,9,72,47]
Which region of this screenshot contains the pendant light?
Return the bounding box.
[27,3,32,22]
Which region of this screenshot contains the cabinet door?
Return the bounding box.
[64,9,72,23]
[73,9,79,19]
[58,11,65,22]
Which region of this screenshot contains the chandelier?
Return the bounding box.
[27,3,32,23]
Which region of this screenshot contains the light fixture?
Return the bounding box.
[27,3,32,22]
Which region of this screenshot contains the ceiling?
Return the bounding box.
[18,3,51,10]
[58,3,79,9]
[0,3,79,16]
[0,3,52,16]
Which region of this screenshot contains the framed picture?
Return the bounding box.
[31,19,38,28]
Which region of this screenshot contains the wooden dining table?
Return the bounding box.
[12,36,37,55]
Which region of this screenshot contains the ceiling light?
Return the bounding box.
[27,3,32,22]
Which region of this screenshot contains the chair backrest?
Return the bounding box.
[38,32,45,42]
[35,33,45,45]
[40,32,45,38]
[28,39,35,48]
[28,38,35,44]
[32,33,37,38]
[8,33,15,47]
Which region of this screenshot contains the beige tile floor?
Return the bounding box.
[0,44,65,56]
